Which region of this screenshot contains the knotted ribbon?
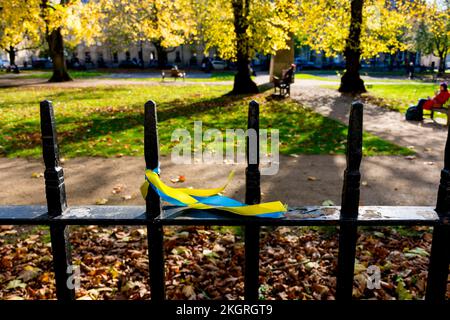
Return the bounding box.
[140,169,286,218]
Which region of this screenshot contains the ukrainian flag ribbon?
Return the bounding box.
[140,169,287,218]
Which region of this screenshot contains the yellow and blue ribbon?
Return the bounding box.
[140,169,286,218]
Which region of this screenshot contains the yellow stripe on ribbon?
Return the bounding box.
[177,171,235,197]
[140,170,287,217]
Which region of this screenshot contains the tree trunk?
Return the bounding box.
[154,42,168,69]
[438,52,446,76]
[8,46,17,67]
[388,53,394,71]
[46,28,72,82]
[231,0,258,95]
[339,0,366,94]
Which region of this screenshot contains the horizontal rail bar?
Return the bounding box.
[157,206,440,226]
[0,205,440,226]
[0,205,48,223]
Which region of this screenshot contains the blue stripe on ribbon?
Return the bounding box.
[193,195,244,207]
[194,195,284,218]
[146,168,284,218]
[150,183,187,207]
[252,212,285,218]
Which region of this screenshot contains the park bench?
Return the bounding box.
[428,101,450,126]
[0,99,449,303]
[161,68,186,81]
[273,68,294,97]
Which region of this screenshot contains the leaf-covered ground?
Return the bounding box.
[1,225,447,300]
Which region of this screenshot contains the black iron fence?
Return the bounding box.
[0,99,448,302]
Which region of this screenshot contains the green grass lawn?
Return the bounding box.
[320,82,441,113]
[209,71,235,81]
[106,71,238,82]
[18,70,110,79]
[298,69,407,78]
[13,70,237,82]
[0,84,412,158]
[295,73,338,81]
[362,83,438,113]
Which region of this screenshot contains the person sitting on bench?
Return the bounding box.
[273,64,296,96]
[282,64,295,83]
[417,82,450,113]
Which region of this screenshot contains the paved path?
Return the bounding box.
[291,83,448,162]
[0,154,442,207]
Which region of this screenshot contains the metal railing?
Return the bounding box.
[0,99,448,302]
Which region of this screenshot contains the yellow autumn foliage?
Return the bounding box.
[0,0,42,50]
[299,0,412,59]
[0,0,101,52]
[97,0,197,49]
[196,0,300,61]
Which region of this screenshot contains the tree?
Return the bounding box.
[231,0,258,94]
[0,0,98,81]
[340,0,365,93]
[98,0,197,68]
[0,0,42,71]
[195,0,299,95]
[41,0,100,82]
[413,0,450,75]
[299,0,411,94]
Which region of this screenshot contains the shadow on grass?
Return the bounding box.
[0,91,253,157]
[1,83,412,158]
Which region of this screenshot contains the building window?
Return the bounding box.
[113,52,118,63]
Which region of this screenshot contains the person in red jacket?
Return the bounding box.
[417,82,450,112]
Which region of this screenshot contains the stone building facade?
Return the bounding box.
[72,42,213,68]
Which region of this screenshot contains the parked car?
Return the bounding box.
[211,60,227,70]
[294,57,304,65]
[0,59,9,70]
[118,59,139,68]
[294,58,321,70]
[31,58,53,69]
[148,59,159,68]
[332,61,346,69]
[293,58,304,70]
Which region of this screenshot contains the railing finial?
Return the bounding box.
[246,99,260,204]
[341,101,363,218]
[143,100,165,301]
[336,100,363,301]
[40,99,74,301]
[244,100,261,302]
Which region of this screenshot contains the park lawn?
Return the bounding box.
[208,71,236,81]
[16,70,237,82]
[120,71,238,82]
[19,70,111,79]
[298,69,405,78]
[320,83,443,116]
[295,73,338,81]
[0,84,412,158]
[362,83,438,113]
